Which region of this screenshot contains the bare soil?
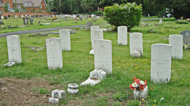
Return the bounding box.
[0,78,62,106]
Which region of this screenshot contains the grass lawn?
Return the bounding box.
[0,17,106,34]
[0,18,190,105]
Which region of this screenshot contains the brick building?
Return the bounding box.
[0,0,47,13]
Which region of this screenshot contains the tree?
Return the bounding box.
[105,3,142,30]
[4,2,9,12]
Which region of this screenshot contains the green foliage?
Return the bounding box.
[112,92,128,102]
[4,2,9,12]
[176,20,189,24]
[104,3,142,30]
[90,11,104,16]
[39,88,49,94]
[128,100,140,106]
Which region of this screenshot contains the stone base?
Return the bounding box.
[49,97,59,103]
[89,50,94,54]
[80,77,101,86]
[90,69,106,80]
[4,62,15,67]
[131,51,142,57]
[133,86,148,100]
[52,89,66,99]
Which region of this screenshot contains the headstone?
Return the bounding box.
[159,18,162,24]
[30,17,34,25]
[7,35,22,63]
[118,26,128,45]
[59,29,71,51]
[1,16,3,19]
[86,21,92,30]
[4,16,7,19]
[46,38,63,70]
[90,26,101,54]
[94,40,112,74]
[151,44,172,83]
[15,15,17,18]
[180,30,190,44]
[23,18,25,25]
[130,33,143,57]
[21,15,23,18]
[169,35,183,59]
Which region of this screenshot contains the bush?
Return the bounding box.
[104,3,142,30]
[176,20,189,24]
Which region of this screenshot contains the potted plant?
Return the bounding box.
[129,78,148,100]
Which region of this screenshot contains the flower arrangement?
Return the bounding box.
[129,78,147,91]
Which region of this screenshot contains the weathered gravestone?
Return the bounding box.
[94,40,112,74]
[7,35,22,63]
[90,30,104,54]
[130,33,143,57]
[118,26,128,45]
[89,26,100,54]
[169,35,183,59]
[86,21,92,30]
[180,30,190,44]
[159,18,162,24]
[0,20,4,27]
[46,38,63,70]
[59,29,71,51]
[151,44,172,83]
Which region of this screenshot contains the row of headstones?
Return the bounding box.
[90,25,184,84]
[5,29,71,68]
[5,26,185,84]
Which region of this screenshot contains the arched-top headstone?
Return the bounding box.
[180,30,190,44]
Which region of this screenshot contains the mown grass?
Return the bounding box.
[0,18,190,105]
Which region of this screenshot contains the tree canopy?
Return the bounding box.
[46,0,190,19]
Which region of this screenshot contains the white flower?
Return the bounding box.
[140,80,145,85]
[132,82,139,87]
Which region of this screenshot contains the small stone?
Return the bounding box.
[90,69,106,80]
[4,62,15,67]
[67,83,79,94]
[160,98,165,101]
[52,89,66,99]
[49,97,59,103]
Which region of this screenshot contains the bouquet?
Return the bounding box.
[129,78,147,91]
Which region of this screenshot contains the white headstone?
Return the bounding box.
[151,44,172,83]
[52,89,66,99]
[169,35,183,59]
[46,38,63,70]
[59,29,71,51]
[130,33,143,57]
[118,26,128,45]
[21,15,23,17]
[7,35,22,63]
[1,16,3,19]
[90,29,103,54]
[159,18,162,24]
[94,40,112,74]
[15,15,17,18]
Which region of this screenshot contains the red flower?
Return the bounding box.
[129,84,134,90]
[134,79,140,84]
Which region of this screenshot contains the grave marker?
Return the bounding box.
[169,35,183,59]
[59,29,71,51]
[180,30,190,44]
[7,35,22,63]
[94,40,112,74]
[151,44,172,83]
[118,26,128,45]
[46,38,63,69]
[130,33,143,57]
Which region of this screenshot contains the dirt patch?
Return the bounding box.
[0,78,62,106]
